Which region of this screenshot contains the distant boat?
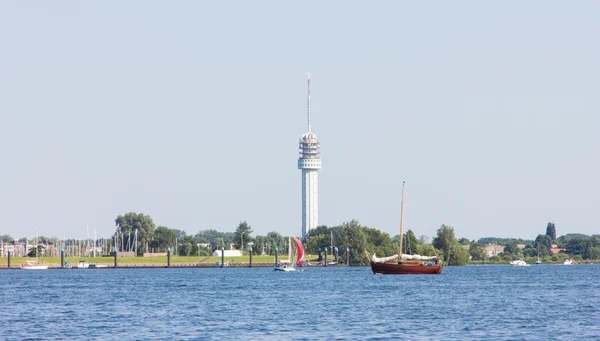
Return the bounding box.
[564,258,573,265]
[273,260,296,272]
[77,260,89,269]
[366,182,443,275]
[535,244,542,264]
[510,259,530,267]
[291,236,304,267]
[274,236,298,272]
[20,233,48,270]
[20,261,48,270]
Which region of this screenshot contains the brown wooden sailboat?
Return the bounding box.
[366,182,443,275]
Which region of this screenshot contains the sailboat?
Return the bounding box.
[21,234,49,270]
[292,236,305,267]
[535,244,542,264]
[273,236,299,272]
[365,182,443,275]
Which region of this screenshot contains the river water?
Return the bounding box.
[1,264,598,340]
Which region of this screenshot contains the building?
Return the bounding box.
[212,250,242,257]
[483,244,505,257]
[298,73,321,239]
[550,248,566,254]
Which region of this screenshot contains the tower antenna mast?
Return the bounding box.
[307,72,311,132]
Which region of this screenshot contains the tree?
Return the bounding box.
[448,243,470,265]
[27,245,44,258]
[458,237,470,245]
[588,247,600,260]
[0,235,14,243]
[417,243,442,258]
[469,242,486,261]
[234,221,253,251]
[363,227,396,257]
[306,234,329,255]
[534,234,553,257]
[402,230,420,255]
[503,240,521,256]
[171,229,187,239]
[115,212,156,256]
[151,226,176,253]
[178,236,198,256]
[546,222,556,241]
[432,224,457,262]
[338,220,367,265]
[305,225,329,243]
[265,231,286,255]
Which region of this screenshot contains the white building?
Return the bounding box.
[298,73,322,239]
[212,250,242,257]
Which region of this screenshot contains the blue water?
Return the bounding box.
[1,265,599,340]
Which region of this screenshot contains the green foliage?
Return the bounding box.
[363,227,396,258]
[503,240,522,256]
[559,233,590,240]
[469,242,486,261]
[417,244,442,257]
[588,247,600,260]
[115,212,156,256]
[448,243,470,265]
[198,247,211,257]
[534,234,553,257]
[477,237,532,245]
[194,229,235,249]
[546,222,556,241]
[27,245,44,257]
[305,225,329,242]
[306,235,329,255]
[402,230,420,254]
[234,221,253,251]
[171,229,186,239]
[0,235,13,243]
[151,226,176,253]
[265,231,286,255]
[178,236,198,256]
[457,237,470,245]
[433,224,456,262]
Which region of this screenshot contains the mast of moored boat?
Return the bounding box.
[398,181,405,259]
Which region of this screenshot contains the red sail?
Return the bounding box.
[292,236,304,266]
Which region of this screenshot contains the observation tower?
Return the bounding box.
[298,73,321,239]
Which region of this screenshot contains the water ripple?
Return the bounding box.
[0,265,598,340]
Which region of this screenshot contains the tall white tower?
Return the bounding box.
[298,73,321,239]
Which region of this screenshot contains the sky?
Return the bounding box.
[1,1,599,242]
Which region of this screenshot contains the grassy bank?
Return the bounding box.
[3,255,280,266]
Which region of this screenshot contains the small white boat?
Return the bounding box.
[77,260,89,269]
[20,261,48,270]
[21,233,48,270]
[510,259,530,267]
[273,260,296,272]
[564,258,573,265]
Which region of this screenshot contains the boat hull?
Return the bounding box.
[370,261,442,275]
[273,266,296,272]
[20,265,49,270]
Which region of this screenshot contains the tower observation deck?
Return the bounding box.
[298,73,321,239]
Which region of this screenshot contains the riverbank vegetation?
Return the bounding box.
[2,215,598,267]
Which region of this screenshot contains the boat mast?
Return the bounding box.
[398,181,405,258]
[288,236,292,262]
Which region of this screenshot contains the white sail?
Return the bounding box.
[371,253,438,263]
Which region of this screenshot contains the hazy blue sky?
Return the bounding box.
[1,1,599,241]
